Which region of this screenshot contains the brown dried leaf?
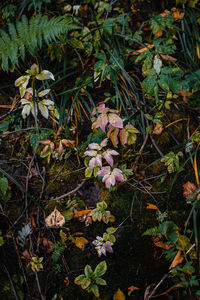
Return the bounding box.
[41,145,49,154]
[183,181,197,198]
[45,207,65,227]
[40,140,51,145]
[38,237,54,253]
[169,250,184,269]
[153,124,163,135]
[61,139,75,147]
[127,285,139,296]
[58,141,64,157]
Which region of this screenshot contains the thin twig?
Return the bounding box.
[3,264,19,300]
[45,181,85,201]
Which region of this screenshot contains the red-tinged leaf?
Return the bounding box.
[108,113,123,128]
[22,249,32,260]
[169,250,184,269]
[98,113,108,132]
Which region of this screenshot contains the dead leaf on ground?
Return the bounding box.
[153,124,164,135]
[22,249,32,260]
[127,285,139,296]
[169,250,184,269]
[171,8,184,20]
[75,237,88,249]
[113,288,126,300]
[183,181,197,198]
[160,54,177,62]
[132,44,154,55]
[38,237,54,253]
[146,203,158,210]
[45,207,65,227]
[181,90,192,102]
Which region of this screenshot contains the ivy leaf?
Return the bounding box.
[94,261,107,277]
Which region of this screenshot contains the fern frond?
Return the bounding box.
[0,14,79,71]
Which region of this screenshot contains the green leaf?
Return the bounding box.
[94,261,107,277]
[74,274,86,285]
[84,265,93,278]
[30,134,40,151]
[85,167,92,178]
[95,277,107,286]
[142,75,157,95]
[106,227,117,234]
[67,39,84,50]
[90,284,100,297]
[158,75,169,91]
[0,177,8,196]
[63,210,74,221]
[94,166,100,178]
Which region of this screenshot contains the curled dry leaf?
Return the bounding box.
[127,285,139,296]
[152,237,173,250]
[61,139,75,147]
[45,207,65,227]
[169,250,184,269]
[183,181,197,198]
[58,141,64,157]
[41,145,49,154]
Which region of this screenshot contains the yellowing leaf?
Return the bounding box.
[146,203,158,210]
[75,237,88,249]
[74,209,92,218]
[45,207,65,227]
[113,288,126,300]
[153,124,163,135]
[169,250,184,269]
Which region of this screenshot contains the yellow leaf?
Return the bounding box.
[113,288,126,300]
[132,44,154,55]
[75,237,88,249]
[146,203,158,210]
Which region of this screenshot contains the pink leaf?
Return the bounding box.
[84,150,97,157]
[112,168,124,182]
[100,138,108,148]
[97,166,111,177]
[107,149,119,156]
[89,157,97,169]
[88,143,101,150]
[96,154,102,168]
[108,127,119,147]
[103,151,114,167]
[98,113,108,132]
[108,113,123,128]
